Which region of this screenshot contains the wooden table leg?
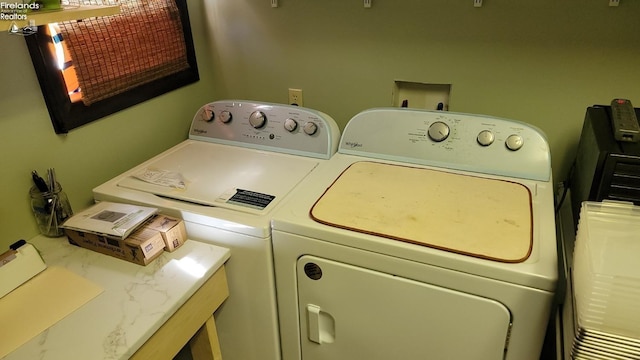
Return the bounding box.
[190,315,223,360]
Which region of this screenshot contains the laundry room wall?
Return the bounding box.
[203,0,640,187]
[1,0,639,248]
[0,0,220,248]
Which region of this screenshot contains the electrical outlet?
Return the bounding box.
[288,88,303,106]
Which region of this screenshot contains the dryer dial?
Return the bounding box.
[428,121,450,142]
[505,134,524,151]
[249,111,267,128]
[477,130,495,146]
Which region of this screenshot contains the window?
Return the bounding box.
[25,0,199,133]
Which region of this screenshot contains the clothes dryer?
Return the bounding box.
[271,108,558,360]
[93,100,340,360]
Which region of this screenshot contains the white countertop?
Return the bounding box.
[2,235,230,360]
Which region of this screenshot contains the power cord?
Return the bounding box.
[555,161,575,214]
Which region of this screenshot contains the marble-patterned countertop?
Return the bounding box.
[3,235,230,360]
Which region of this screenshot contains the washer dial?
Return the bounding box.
[303,122,318,135]
[505,134,524,151]
[202,106,214,122]
[249,111,267,128]
[219,110,232,123]
[428,121,450,142]
[477,130,495,146]
[284,118,298,132]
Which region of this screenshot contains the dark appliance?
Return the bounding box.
[570,104,640,226]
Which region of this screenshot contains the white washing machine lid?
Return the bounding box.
[94,140,321,237]
[117,141,318,214]
[310,161,533,263]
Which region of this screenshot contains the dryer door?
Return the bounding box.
[297,255,512,360]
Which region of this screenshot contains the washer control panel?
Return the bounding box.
[340,108,551,181]
[189,100,340,159]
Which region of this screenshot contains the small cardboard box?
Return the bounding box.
[142,214,187,252]
[65,226,165,266]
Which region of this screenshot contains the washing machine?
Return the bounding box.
[271,108,558,360]
[93,100,340,360]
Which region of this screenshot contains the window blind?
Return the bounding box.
[58,0,190,105]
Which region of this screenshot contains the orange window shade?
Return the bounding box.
[57,0,190,106]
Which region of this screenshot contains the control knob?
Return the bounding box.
[477,130,495,146]
[284,118,298,132]
[219,110,232,123]
[202,106,214,122]
[303,122,318,135]
[249,111,267,129]
[505,134,524,151]
[428,121,450,142]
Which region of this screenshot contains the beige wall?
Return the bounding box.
[2,0,639,248]
[203,0,640,175]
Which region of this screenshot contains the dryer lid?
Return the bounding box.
[310,161,533,262]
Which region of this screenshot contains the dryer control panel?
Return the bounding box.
[189,100,340,159]
[339,108,551,182]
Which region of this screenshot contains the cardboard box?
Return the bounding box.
[142,214,187,252]
[65,226,165,266]
[61,201,157,240]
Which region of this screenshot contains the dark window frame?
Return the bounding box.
[24,0,199,134]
